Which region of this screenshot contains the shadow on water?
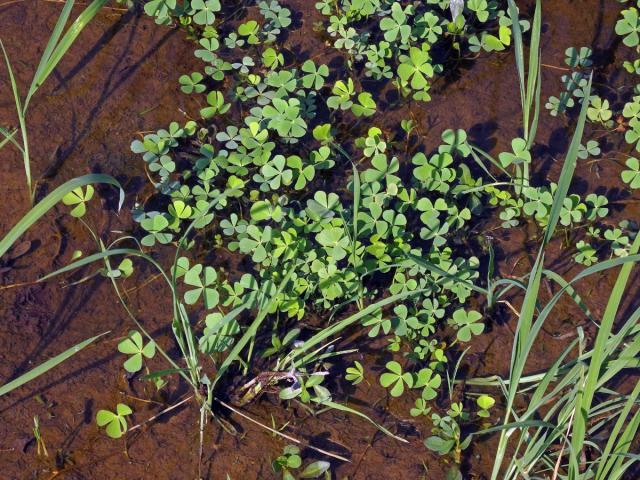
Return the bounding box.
[36,13,178,200]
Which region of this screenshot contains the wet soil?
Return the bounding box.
[0,1,638,479]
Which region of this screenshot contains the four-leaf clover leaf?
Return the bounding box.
[179,72,205,94]
[316,226,350,261]
[62,185,94,218]
[622,157,640,189]
[587,96,612,124]
[616,7,640,47]
[140,214,173,247]
[451,309,484,342]
[398,47,434,90]
[191,0,221,25]
[301,60,329,90]
[380,2,411,43]
[183,263,219,308]
[380,360,413,397]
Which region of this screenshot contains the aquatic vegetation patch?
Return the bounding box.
[2,0,640,478]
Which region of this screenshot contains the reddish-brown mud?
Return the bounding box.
[0,1,637,479]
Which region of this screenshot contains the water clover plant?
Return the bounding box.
[545,46,592,117]
[450,309,484,342]
[587,96,613,126]
[616,6,640,47]
[397,46,434,99]
[62,185,94,218]
[96,403,132,439]
[272,445,330,480]
[179,72,206,94]
[191,0,221,26]
[380,361,413,397]
[618,7,640,75]
[315,0,524,105]
[622,157,640,188]
[121,0,634,469]
[118,330,156,373]
[345,361,364,385]
[300,60,329,90]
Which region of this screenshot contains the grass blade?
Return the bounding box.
[569,232,640,476]
[525,0,542,146]
[0,39,31,194]
[595,381,640,479]
[212,265,296,388]
[0,174,123,259]
[25,0,108,109]
[543,75,592,246]
[507,0,542,146]
[543,269,594,322]
[0,127,21,153]
[507,0,526,119]
[0,331,109,396]
[314,399,408,443]
[470,145,511,177]
[39,248,160,282]
[491,77,592,480]
[25,0,75,110]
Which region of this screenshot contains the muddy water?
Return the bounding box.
[0,1,637,479]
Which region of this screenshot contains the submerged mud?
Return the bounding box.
[0,1,638,479]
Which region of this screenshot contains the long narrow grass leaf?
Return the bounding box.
[525,0,542,144]
[25,0,108,109]
[0,174,123,259]
[543,76,592,246]
[0,127,22,153]
[213,265,296,387]
[595,381,640,480]
[25,0,76,110]
[507,0,526,117]
[0,331,108,396]
[0,39,30,192]
[314,399,408,443]
[570,232,640,474]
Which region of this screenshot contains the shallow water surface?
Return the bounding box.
[0,1,636,478]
